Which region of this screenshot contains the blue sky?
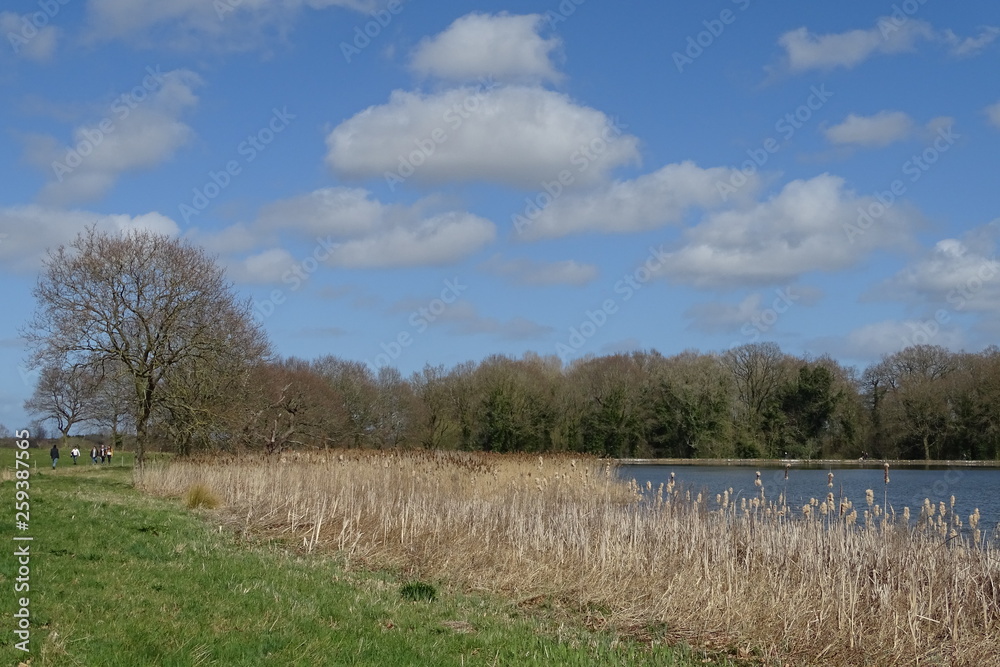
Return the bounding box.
[2,0,999,430]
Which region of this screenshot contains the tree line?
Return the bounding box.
[23,228,1000,462]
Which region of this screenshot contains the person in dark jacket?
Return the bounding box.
[50,444,59,469]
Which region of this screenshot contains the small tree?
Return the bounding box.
[24,363,100,444]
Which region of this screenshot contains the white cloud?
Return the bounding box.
[778,19,999,73]
[874,225,1000,313]
[230,247,297,284]
[824,111,915,147]
[986,101,1000,129]
[654,174,919,288]
[24,69,202,205]
[778,19,934,72]
[518,161,753,240]
[480,254,597,286]
[83,0,373,51]
[0,205,179,272]
[325,85,639,189]
[944,26,1000,57]
[323,212,496,268]
[411,12,562,84]
[0,12,60,61]
[257,187,390,237]
[217,187,497,276]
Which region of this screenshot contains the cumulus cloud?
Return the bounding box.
[411,12,562,84]
[24,69,202,205]
[325,85,639,189]
[653,174,919,288]
[873,224,1000,313]
[480,254,597,286]
[83,0,374,51]
[220,187,496,278]
[323,212,496,268]
[0,11,60,61]
[0,205,179,272]
[230,247,298,284]
[824,111,915,147]
[517,161,759,240]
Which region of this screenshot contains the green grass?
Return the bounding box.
[0,447,730,666]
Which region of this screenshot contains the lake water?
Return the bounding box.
[618,462,1000,541]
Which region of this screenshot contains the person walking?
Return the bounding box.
[50,443,59,469]
[91,445,98,464]
[106,446,113,466]
[71,446,80,464]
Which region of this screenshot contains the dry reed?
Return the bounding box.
[136,451,1000,666]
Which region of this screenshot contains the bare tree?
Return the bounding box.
[723,342,791,456]
[313,357,379,448]
[23,227,270,465]
[24,363,100,444]
[91,360,135,449]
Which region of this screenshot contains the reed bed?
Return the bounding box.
[136,451,1000,666]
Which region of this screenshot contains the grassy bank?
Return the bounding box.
[0,449,715,666]
[137,450,1000,666]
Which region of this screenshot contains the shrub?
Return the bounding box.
[184,483,221,509]
[400,581,437,602]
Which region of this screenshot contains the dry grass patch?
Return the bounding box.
[137,450,1000,666]
[183,481,222,509]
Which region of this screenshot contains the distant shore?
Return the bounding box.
[617,457,1000,469]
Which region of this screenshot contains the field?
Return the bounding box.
[0,447,719,666]
[135,449,1000,666]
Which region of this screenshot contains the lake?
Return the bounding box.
[618,462,1000,541]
